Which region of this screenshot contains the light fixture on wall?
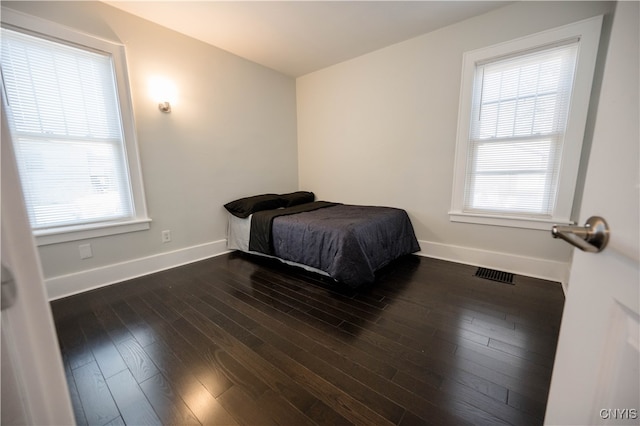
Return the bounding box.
[158,101,171,113]
[148,76,177,113]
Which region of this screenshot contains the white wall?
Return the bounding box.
[297,1,614,283]
[3,1,299,298]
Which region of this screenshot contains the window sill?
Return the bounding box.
[449,211,573,231]
[34,218,152,246]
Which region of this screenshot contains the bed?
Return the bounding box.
[225,192,420,288]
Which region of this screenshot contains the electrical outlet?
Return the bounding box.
[79,243,93,259]
[161,230,171,243]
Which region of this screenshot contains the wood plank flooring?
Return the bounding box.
[51,252,565,425]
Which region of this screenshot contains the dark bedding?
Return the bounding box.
[249,202,420,288]
[249,201,339,254]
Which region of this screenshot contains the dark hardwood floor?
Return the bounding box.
[51,252,565,425]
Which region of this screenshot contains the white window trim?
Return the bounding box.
[450,16,603,230]
[1,8,151,246]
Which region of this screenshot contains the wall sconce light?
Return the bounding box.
[158,101,171,113]
[148,76,177,113]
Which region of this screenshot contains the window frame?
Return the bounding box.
[449,16,603,230]
[1,8,151,245]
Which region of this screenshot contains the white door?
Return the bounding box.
[544,2,640,425]
[1,108,75,423]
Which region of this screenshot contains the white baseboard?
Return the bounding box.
[416,239,570,286]
[46,238,569,301]
[46,240,229,301]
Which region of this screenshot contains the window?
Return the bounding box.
[1,9,150,245]
[450,17,603,230]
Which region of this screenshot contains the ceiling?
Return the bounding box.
[105,1,510,77]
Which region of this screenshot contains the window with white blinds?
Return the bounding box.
[2,28,133,229]
[1,10,149,245]
[465,42,578,216]
[450,17,603,229]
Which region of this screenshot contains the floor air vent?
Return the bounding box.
[474,267,515,285]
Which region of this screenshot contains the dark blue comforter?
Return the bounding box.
[249,202,420,288]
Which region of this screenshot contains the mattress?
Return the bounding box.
[227,212,331,278]
[227,202,420,287]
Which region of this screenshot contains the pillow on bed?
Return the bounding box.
[280,191,315,207]
[224,193,284,218]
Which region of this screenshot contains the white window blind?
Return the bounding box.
[1,27,134,230]
[464,41,579,217]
